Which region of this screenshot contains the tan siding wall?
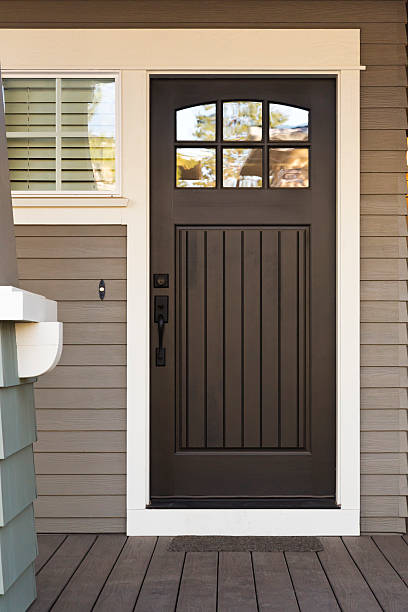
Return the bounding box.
[9,0,408,534]
[16,225,127,534]
[357,3,408,533]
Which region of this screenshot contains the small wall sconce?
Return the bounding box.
[99,280,106,300]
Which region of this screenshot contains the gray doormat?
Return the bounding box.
[167,536,323,552]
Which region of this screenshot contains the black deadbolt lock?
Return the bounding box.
[153,273,169,289]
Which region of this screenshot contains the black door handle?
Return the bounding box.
[154,295,168,367]
[156,314,166,366]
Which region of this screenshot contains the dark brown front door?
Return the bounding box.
[150,77,336,508]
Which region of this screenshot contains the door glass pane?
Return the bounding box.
[223,148,262,188]
[176,148,216,188]
[269,104,309,141]
[269,148,309,188]
[176,104,216,141]
[223,102,262,141]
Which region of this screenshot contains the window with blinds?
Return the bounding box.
[4,76,117,193]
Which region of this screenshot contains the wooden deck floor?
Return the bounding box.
[29,535,408,611]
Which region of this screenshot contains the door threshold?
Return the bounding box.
[148,497,339,509]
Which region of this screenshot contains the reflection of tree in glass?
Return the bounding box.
[269,109,288,129]
[224,102,262,141]
[223,148,262,188]
[193,104,216,140]
[177,149,216,188]
[87,82,115,190]
[269,105,308,141]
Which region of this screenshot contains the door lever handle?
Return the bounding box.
[154,296,168,367]
[156,314,166,367]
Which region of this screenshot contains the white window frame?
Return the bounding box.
[4,70,122,198]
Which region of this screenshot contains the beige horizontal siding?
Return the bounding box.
[62,323,127,345]
[34,518,126,533]
[361,517,407,532]
[17,225,126,533]
[20,279,126,301]
[361,346,408,366]
[361,132,407,152]
[361,281,408,301]
[36,475,126,496]
[360,195,406,215]
[359,7,408,532]
[361,388,408,409]
[35,410,126,431]
[58,345,126,366]
[0,1,406,27]
[361,453,408,474]
[34,453,126,474]
[34,388,126,409]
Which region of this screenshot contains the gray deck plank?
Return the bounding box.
[343,536,408,611]
[252,552,298,611]
[176,552,218,611]
[93,537,157,611]
[51,534,127,611]
[373,535,408,586]
[29,534,96,612]
[134,537,185,612]
[285,552,340,611]
[218,552,258,612]
[318,537,382,611]
[35,534,66,574]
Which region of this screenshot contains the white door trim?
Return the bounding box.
[4,28,361,535]
[127,66,361,535]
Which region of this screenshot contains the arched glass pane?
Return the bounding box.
[176,148,216,188]
[269,148,309,188]
[269,104,309,141]
[223,101,262,142]
[176,104,216,141]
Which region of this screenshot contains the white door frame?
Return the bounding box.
[4,28,362,535]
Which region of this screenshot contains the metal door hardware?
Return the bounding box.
[153,273,169,288]
[154,295,168,366]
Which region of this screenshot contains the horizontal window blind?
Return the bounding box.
[4,77,116,192]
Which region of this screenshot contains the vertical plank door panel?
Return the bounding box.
[260,230,279,447]
[280,231,299,447]
[206,230,224,448]
[186,230,206,448]
[243,230,261,447]
[224,230,243,448]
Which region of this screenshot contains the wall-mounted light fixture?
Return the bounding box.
[99,280,106,300]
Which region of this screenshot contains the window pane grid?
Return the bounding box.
[5,76,117,193]
[175,100,310,189]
